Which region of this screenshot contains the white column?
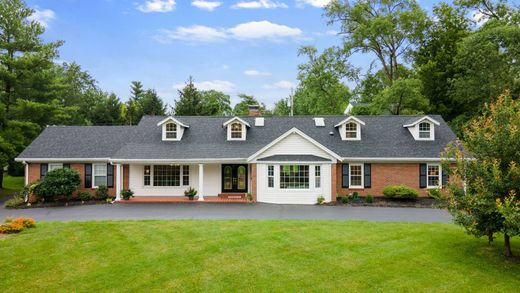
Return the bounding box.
[24,162,29,186]
[198,164,204,201]
[115,164,122,201]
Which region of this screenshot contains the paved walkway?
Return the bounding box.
[0,202,453,223]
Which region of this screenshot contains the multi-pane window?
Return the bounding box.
[427,164,440,187]
[93,163,107,187]
[345,122,358,139]
[153,165,181,186]
[280,165,309,189]
[182,165,190,186]
[267,165,274,188]
[165,123,177,139]
[231,122,242,139]
[419,122,431,139]
[315,165,321,188]
[48,163,63,171]
[144,165,151,186]
[350,164,363,187]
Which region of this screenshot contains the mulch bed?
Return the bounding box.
[7,200,111,209]
[330,197,441,208]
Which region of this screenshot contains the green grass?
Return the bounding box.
[0,175,24,198]
[0,220,518,292]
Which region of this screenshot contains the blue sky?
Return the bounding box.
[26,0,444,108]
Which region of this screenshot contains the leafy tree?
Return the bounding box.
[174,76,204,116]
[233,94,267,116]
[273,98,291,116]
[442,93,520,257]
[33,168,81,201]
[200,90,232,116]
[140,89,166,116]
[372,78,429,115]
[455,0,517,23]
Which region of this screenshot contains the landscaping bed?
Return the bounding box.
[6,199,112,209]
[332,197,440,208]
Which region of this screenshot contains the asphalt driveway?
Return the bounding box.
[0,202,453,223]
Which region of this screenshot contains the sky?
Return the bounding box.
[26,0,446,108]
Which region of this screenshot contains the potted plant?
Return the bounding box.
[121,189,134,200]
[184,187,197,200]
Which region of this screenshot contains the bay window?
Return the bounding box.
[280,165,309,189]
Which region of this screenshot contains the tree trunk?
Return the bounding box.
[504,233,513,257]
[0,169,4,189]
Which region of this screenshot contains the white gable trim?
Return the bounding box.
[334,116,366,127]
[222,117,251,128]
[156,116,190,128]
[403,116,440,128]
[247,127,342,162]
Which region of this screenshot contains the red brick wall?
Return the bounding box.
[250,163,257,202]
[335,163,429,197]
[123,164,129,190]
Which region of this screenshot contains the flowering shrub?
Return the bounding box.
[0,217,36,234]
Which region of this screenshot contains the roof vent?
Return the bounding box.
[255,117,264,126]
[314,117,325,127]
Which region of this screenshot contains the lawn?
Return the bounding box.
[0,175,24,198]
[0,220,518,292]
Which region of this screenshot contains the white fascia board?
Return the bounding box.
[334,116,366,127]
[156,116,190,128]
[15,157,111,162]
[247,127,342,162]
[110,158,247,164]
[253,160,334,164]
[340,157,457,162]
[403,116,440,128]
[222,117,251,128]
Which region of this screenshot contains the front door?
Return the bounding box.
[222,164,248,193]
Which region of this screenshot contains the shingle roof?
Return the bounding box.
[258,155,332,162]
[17,115,457,161]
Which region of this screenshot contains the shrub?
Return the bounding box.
[246,193,253,201]
[4,192,25,208]
[77,191,92,202]
[336,196,343,202]
[383,185,419,199]
[0,217,36,234]
[184,187,197,200]
[428,188,441,199]
[121,189,134,200]
[95,185,109,200]
[365,195,374,203]
[341,196,349,204]
[33,168,81,201]
[316,195,325,205]
[352,191,359,199]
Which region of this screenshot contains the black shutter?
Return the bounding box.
[442,169,448,187]
[40,163,48,179]
[419,164,427,188]
[364,163,371,188]
[63,163,71,169]
[84,164,92,188]
[342,164,349,188]
[107,163,114,188]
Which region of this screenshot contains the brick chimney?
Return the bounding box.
[248,105,260,116]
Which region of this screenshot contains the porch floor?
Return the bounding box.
[119,196,249,203]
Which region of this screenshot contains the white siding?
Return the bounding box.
[256,133,334,160]
[256,163,332,204]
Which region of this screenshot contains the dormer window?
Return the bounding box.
[231,123,243,139]
[419,122,430,139]
[223,117,250,141]
[335,116,365,141]
[165,123,177,139]
[345,122,358,139]
[403,116,439,141]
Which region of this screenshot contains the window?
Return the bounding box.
[182,165,190,186]
[153,165,180,186]
[350,164,363,188]
[427,164,440,188]
[280,165,309,189]
[231,122,242,139]
[93,163,107,187]
[144,165,151,186]
[165,123,177,139]
[345,122,358,139]
[48,163,63,171]
[315,165,321,188]
[267,165,274,188]
[419,122,431,139]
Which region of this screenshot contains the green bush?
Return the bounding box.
[95,185,109,200]
[336,196,343,202]
[33,168,81,201]
[77,191,92,202]
[121,189,134,200]
[428,188,441,199]
[341,196,349,204]
[316,195,325,205]
[4,193,25,208]
[365,195,374,203]
[383,185,419,199]
[184,187,197,200]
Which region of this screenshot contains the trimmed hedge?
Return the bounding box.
[382,185,419,199]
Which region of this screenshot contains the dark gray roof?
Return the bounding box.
[17,115,458,160]
[258,155,332,162]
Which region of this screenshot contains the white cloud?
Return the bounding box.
[244,69,271,76]
[156,21,303,43]
[192,1,222,11]
[231,0,288,9]
[174,80,235,93]
[265,80,295,89]
[297,0,330,8]
[137,0,176,13]
[28,8,55,28]
[326,30,338,35]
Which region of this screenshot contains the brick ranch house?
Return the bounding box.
[15,108,457,204]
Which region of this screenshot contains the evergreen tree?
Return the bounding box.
[174,76,204,116]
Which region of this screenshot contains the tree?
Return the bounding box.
[273,98,291,116]
[124,81,145,124]
[200,90,232,116]
[372,78,429,115]
[455,0,517,23]
[174,76,204,116]
[140,89,166,116]
[89,92,124,125]
[233,94,267,116]
[442,93,520,257]
[294,46,352,115]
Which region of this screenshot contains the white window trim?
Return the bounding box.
[267,165,274,189]
[143,165,190,188]
[162,122,181,141]
[315,165,321,188]
[48,163,63,171]
[92,163,107,188]
[227,122,247,141]
[344,122,360,140]
[279,164,310,190]
[349,163,364,189]
[427,163,442,189]
[417,122,434,141]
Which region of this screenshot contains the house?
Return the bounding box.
[15,108,457,204]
